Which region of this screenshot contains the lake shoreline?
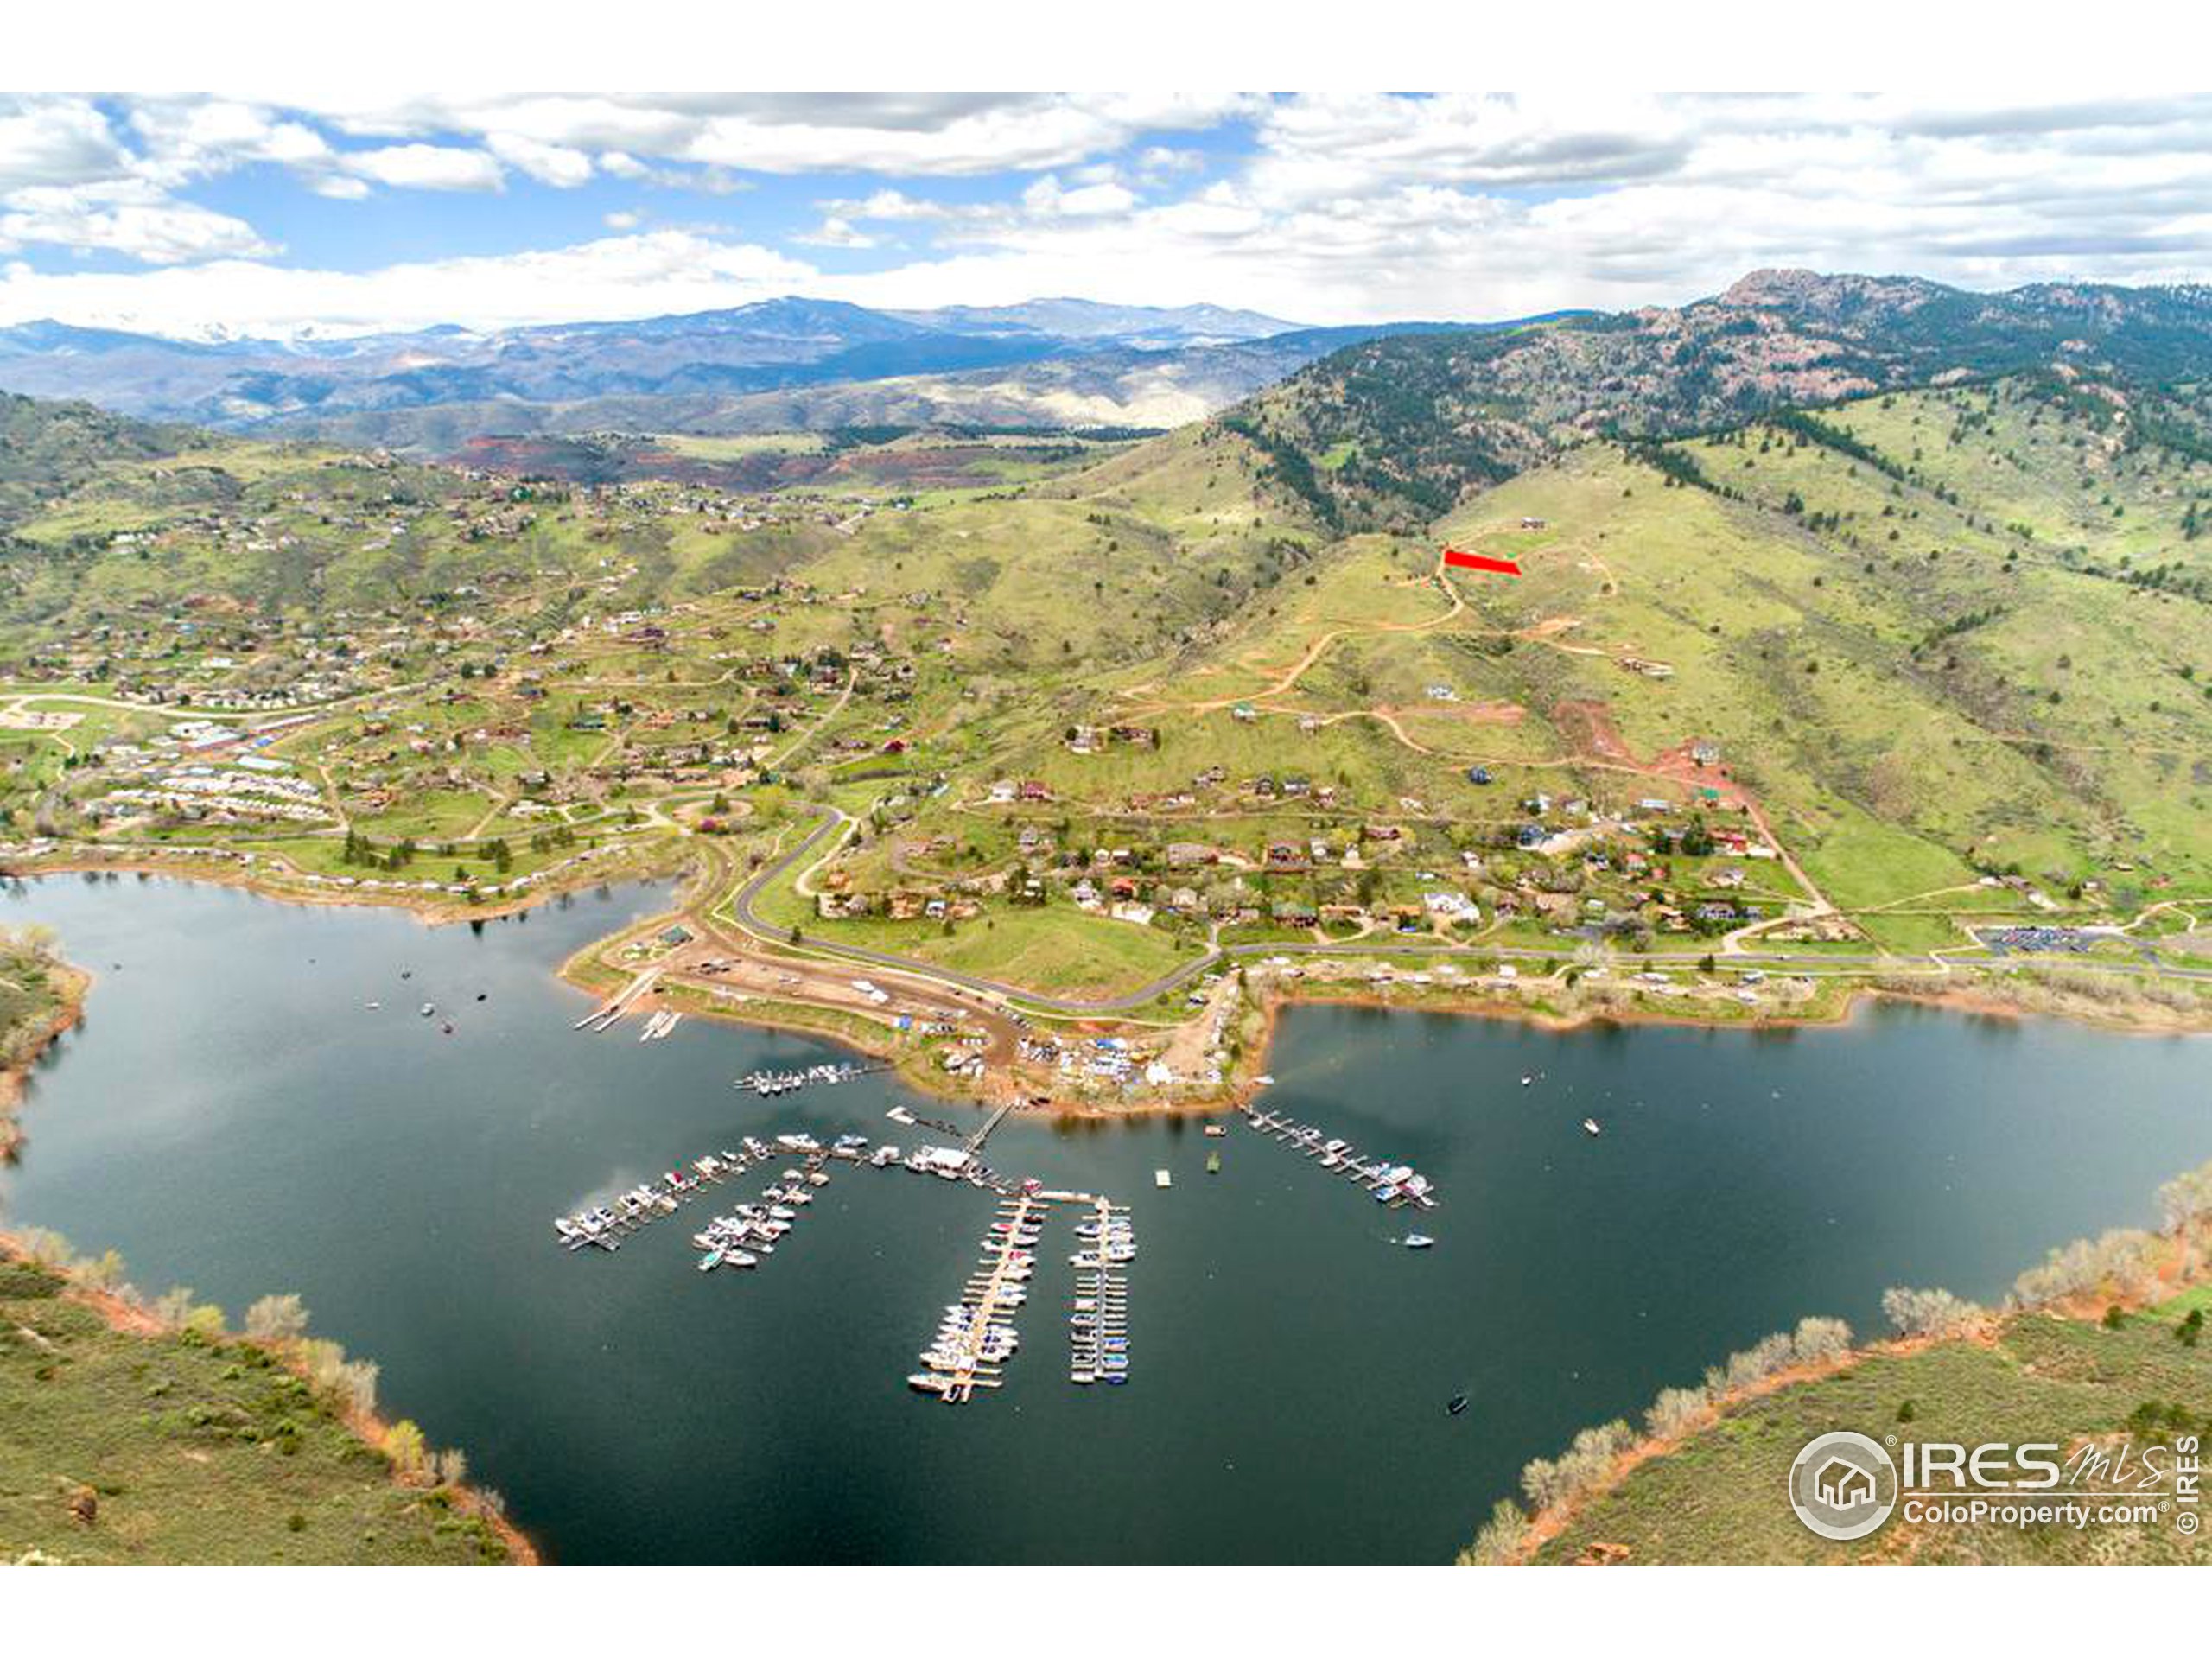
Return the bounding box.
[10,861,2210,1132]
[1,957,90,1162]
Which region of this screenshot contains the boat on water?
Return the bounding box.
[1404,1233,1436,1249]
[1203,1123,1228,1138]
[1154,1168,1173,1189]
[1206,1151,1222,1174]
[419,1002,435,1017]
[697,1249,724,1272]
[1448,1395,1470,1416]
[1583,1117,1603,1137]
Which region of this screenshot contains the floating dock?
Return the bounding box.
[1243,1107,1440,1209]
[736,1059,883,1096]
[1068,1194,1134,1389]
[911,1191,1046,1403]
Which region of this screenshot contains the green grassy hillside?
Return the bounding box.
[0,1251,515,1564]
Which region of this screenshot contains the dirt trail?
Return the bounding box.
[1137,551,1471,715]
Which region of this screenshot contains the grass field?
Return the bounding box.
[1525,1296,2212,1565]
[0,1256,512,1564]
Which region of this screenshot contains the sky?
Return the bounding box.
[1,92,2209,340]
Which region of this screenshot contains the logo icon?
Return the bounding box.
[1789,1432,1898,1541]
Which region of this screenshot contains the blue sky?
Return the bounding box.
[2,93,2209,338]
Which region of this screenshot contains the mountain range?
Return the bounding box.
[0,296,1535,448]
[3,272,2210,478]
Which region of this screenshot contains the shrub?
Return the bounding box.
[2012,1229,2162,1306]
[245,1293,311,1344]
[1882,1285,1985,1338]
[1461,1497,1529,1565]
[1790,1317,1853,1365]
[1643,1385,1711,1440]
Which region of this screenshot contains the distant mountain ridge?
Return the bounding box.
[0,296,1539,448]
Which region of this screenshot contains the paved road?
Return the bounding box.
[726,810,2212,1018]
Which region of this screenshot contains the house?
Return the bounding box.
[1166,842,1214,868]
[1271,899,1319,927]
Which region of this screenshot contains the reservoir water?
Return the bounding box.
[3,872,2208,1562]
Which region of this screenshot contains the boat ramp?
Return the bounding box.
[573,966,661,1033]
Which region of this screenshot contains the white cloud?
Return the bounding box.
[0,180,272,264]
[486,132,594,188]
[793,216,878,249]
[1022,175,1138,218]
[603,209,640,231]
[0,229,816,337]
[338,143,505,193]
[0,98,128,192]
[279,92,1255,178]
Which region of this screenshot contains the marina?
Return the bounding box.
[8,878,2210,1564]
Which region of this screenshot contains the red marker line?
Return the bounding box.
[1443,548,1521,576]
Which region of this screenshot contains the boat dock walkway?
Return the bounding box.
[1243,1107,1440,1210]
[1068,1193,1134,1389]
[736,1059,887,1097]
[966,1102,1014,1152]
[913,1190,1046,1402]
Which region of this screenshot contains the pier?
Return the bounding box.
[912,1190,1046,1402]
[1067,1193,1134,1388]
[1243,1107,1440,1210]
[967,1101,1014,1152]
[736,1059,887,1097]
